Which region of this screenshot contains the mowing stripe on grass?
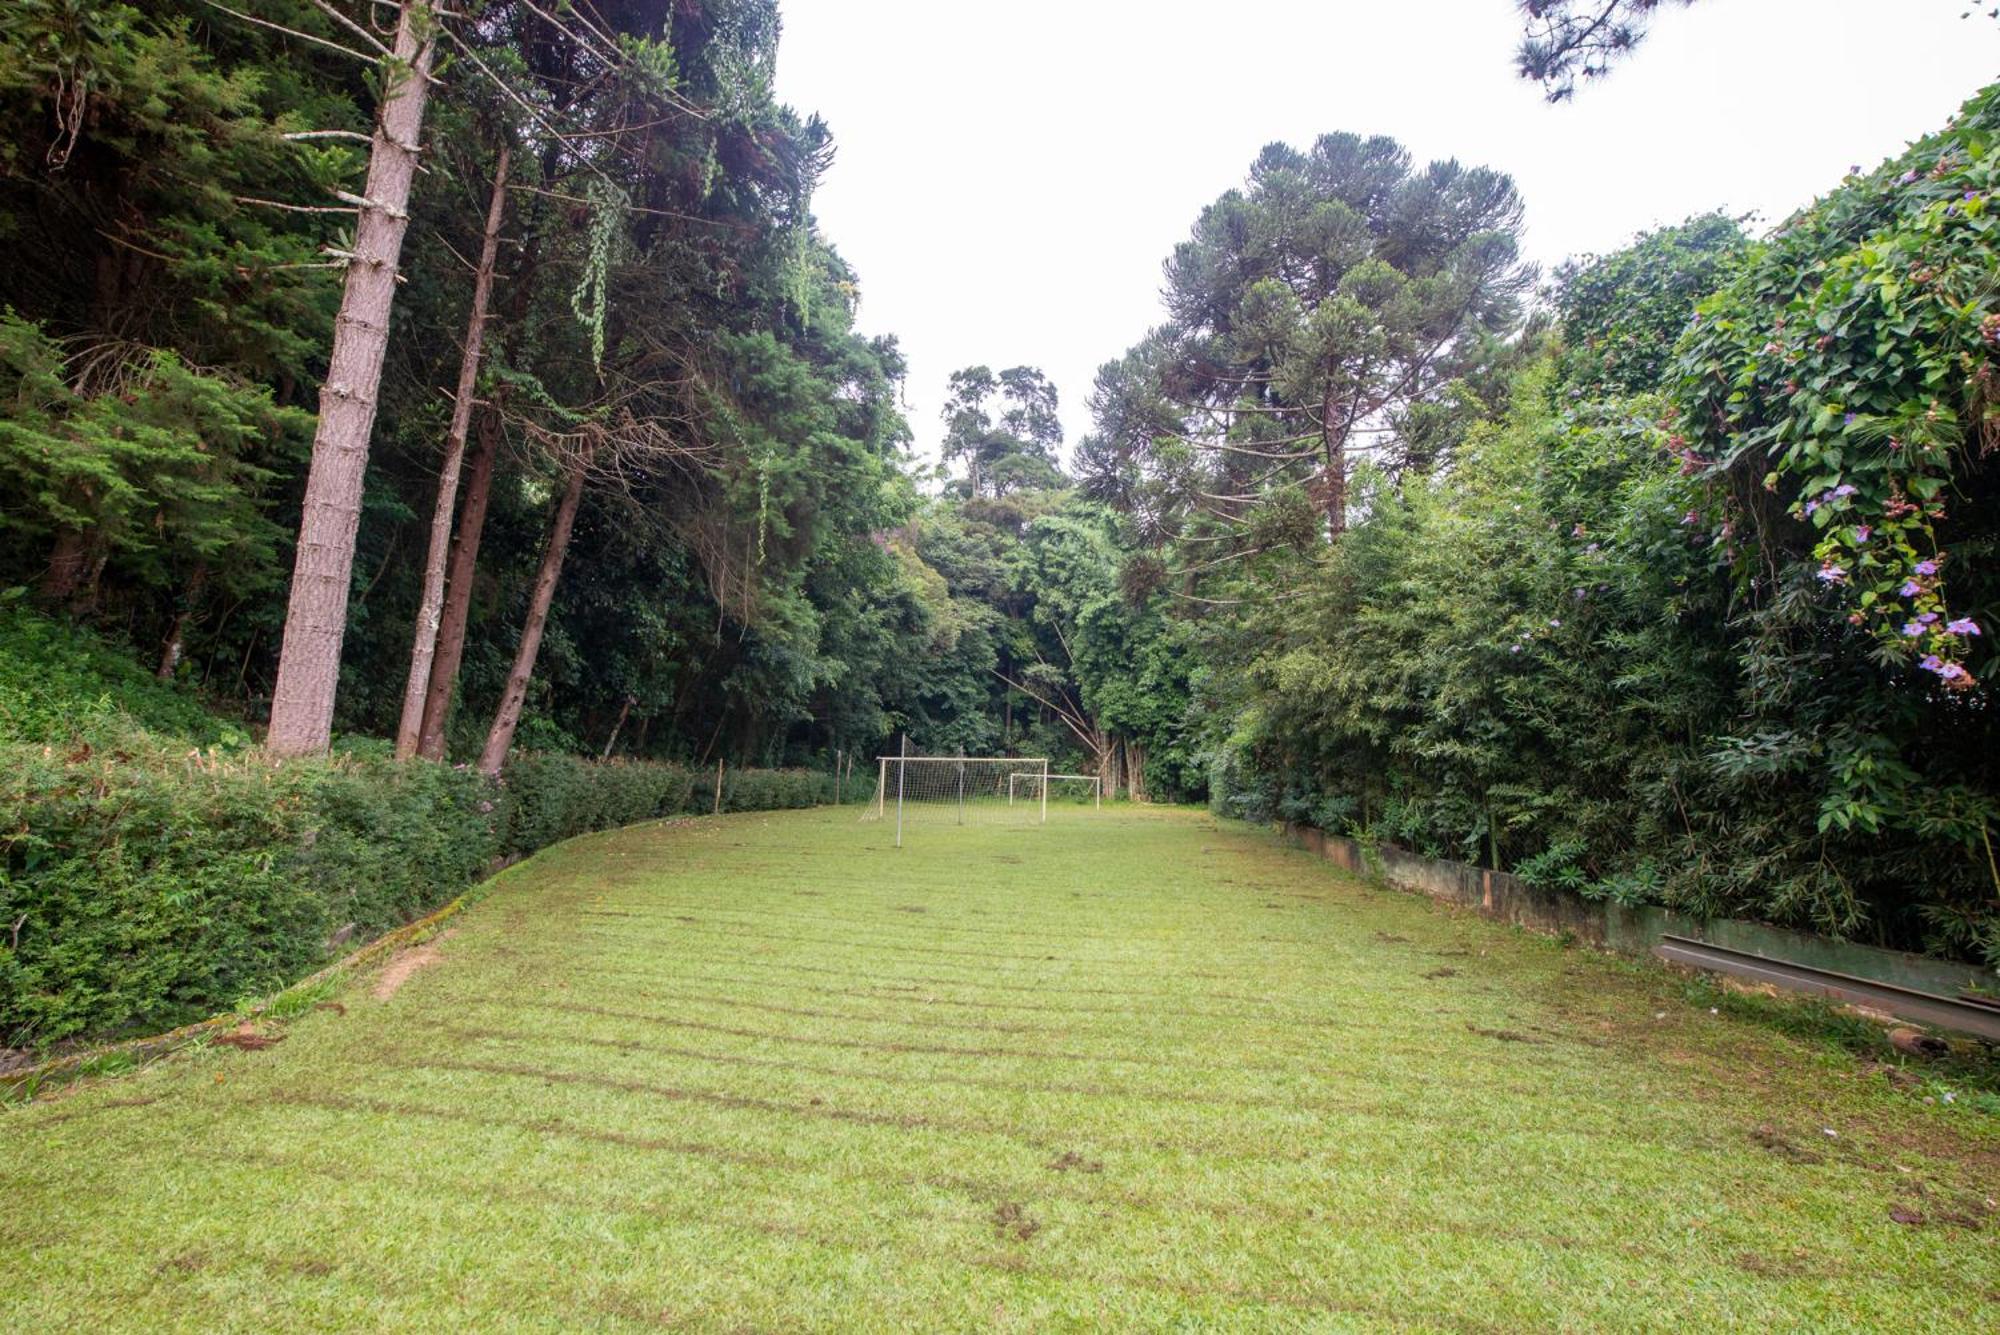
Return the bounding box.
[2,806,1995,1332]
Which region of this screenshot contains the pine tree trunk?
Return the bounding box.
[477,446,592,776]
[394,142,510,760]
[265,1,438,757]
[417,406,500,760]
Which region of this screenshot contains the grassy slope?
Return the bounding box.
[1,805,1995,1331]
[0,605,245,746]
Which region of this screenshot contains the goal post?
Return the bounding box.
[862,754,1051,846]
[1009,771,1103,809]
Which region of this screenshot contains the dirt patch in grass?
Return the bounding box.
[991,1201,1040,1242]
[1046,1151,1103,1174]
[212,1023,285,1052]
[1423,968,1458,980]
[1466,1024,1542,1045]
[372,941,445,1000]
[1749,1124,1826,1165]
[1733,1249,1815,1279]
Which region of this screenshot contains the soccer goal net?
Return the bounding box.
[867,754,1050,846]
[1008,771,1101,808]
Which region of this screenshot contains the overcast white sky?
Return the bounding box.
[773,0,2000,462]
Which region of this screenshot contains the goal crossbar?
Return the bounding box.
[1008,771,1102,809]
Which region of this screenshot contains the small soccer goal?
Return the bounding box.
[1008,771,1101,809]
[866,753,1051,847]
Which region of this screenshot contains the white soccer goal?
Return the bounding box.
[867,753,1049,847]
[1008,771,1101,809]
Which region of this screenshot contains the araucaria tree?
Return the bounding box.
[1082,134,1530,554]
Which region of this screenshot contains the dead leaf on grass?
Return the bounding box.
[212,1023,285,1052]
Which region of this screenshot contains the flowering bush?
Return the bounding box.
[1678,86,2000,688]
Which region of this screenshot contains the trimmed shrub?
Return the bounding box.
[496,752,696,857]
[0,740,496,1048]
[0,736,837,1049]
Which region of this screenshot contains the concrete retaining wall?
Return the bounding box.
[1278,824,1993,1002]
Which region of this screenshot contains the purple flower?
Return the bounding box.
[1854,525,1872,542]
[1843,413,1856,426]
[1509,645,1521,654]
[1573,587,1587,600]
[1903,621,1926,637]
[1940,662,1971,684]
[1816,563,1847,584]
[1832,484,1857,498]
[1549,618,1561,628]
[1916,560,1938,576]
[1920,611,1939,624]
[1920,654,1945,674]
[1900,580,1922,597]
[1681,510,1699,526]
[1945,617,1981,637]
[1804,499,1820,516]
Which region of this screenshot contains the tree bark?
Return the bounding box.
[157,563,208,680]
[1320,378,1348,536]
[1124,738,1149,803]
[477,445,593,776]
[265,0,438,757]
[41,526,87,602]
[417,406,500,760]
[394,142,510,759]
[601,693,635,759]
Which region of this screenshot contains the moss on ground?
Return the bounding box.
[1,805,1995,1331]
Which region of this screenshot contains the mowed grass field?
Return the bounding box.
[2,805,1997,1331]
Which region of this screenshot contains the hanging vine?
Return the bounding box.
[571,177,629,373]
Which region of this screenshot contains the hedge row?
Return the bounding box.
[0,741,836,1049]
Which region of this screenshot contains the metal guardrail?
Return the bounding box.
[1655,935,2000,1042]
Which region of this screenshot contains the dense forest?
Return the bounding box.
[1,0,1997,1047]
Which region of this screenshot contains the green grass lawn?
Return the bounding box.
[3,805,1996,1331]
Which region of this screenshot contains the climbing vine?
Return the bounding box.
[1678,86,2000,688]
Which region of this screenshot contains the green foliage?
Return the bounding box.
[1083,132,1529,540]
[0,312,306,601]
[0,735,495,1048]
[0,602,244,745]
[1680,88,2000,688]
[0,670,839,1047]
[940,365,1065,499]
[1191,90,2000,965]
[1555,213,1749,396]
